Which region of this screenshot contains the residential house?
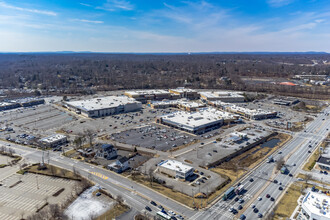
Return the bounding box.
[95,144,117,160]
[108,156,130,173]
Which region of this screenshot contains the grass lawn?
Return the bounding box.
[212,133,291,182]
[302,137,329,171]
[302,147,320,171]
[130,174,229,209]
[273,183,302,220]
[274,181,330,220]
[96,203,130,220]
[22,164,81,180]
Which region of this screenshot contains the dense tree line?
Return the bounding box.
[0,53,329,98]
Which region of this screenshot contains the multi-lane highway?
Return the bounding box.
[1,141,196,219]
[2,107,329,220]
[191,107,330,220]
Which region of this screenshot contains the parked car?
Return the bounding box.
[145,206,152,212]
[150,201,157,206]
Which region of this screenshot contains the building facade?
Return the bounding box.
[158,160,194,180]
[40,134,67,148]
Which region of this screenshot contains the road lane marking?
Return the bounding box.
[90,171,109,180]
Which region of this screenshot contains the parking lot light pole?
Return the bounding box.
[36,176,39,189]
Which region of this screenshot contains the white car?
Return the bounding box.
[251,204,256,208]
[258,197,262,201]
[168,210,175,216]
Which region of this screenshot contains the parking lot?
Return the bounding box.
[0,173,77,220]
[144,156,226,196]
[178,126,271,167]
[0,104,76,138]
[111,124,198,151]
[59,107,178,136]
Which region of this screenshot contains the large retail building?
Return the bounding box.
[65,96,142,118]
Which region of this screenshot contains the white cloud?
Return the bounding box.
[80,3,92,7]
[0,1,57,16]
[97,0,134,11]
[73,19,104,24]
[267,0,295,7]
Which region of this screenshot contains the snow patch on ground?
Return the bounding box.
[65,186,112,220]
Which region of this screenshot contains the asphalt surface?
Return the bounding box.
[1,140,197,219]
[190,106,330,220]
[1,107,329,220]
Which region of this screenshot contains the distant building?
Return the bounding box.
[0,98,45,111]
[273,98,300,106]
[124,90,173,103]
[95,144,117,160]
[293,75,327,80]
[0,102,20,111]
[200,91,245,103]
[156,107,238,134]
[77,148,95,158]
[298,191,330,220]
[108,157,130,173]
[169,88,200,99]
[148,99,206,111]
[18,98,45,107]
[65,96,142,118]
[316,156,330,171]
[158,160,194,180]
[225,105,277,120]
[228,132,248,143]
[40,134,67,148]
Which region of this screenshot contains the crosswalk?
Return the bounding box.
[90,171,109,180]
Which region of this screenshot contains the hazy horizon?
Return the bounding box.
[1,0,330,52]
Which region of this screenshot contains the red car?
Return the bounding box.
[266,194,270,198]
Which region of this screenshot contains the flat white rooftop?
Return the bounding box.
[0,102,13,107]
[302,191,330,218]
[125,90,170,96]
[160,107,236,128]
[66,96,140,112]
[40,134,66,143]
[228,105,276,116]
[200,91,244,99]
[159,160,194,173]
[151,99,204,108]
[170,88,197,93]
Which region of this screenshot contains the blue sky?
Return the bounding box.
[0,0,329,52]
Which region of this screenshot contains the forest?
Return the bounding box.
[0,53,329,99]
